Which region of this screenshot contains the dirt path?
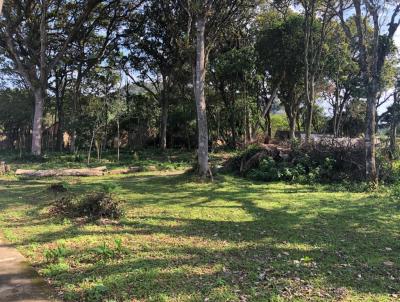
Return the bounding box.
[0,235,59,302]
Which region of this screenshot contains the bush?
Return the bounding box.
[77,192,124,219]
[50,192,125,221]
[228,141,394,183]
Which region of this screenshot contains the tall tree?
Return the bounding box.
[299,0,334,142]
[333,0,400,184]
[256,12,305,140]
[123,0,187,151]
[0,0,103,155]
[182,0,255,178]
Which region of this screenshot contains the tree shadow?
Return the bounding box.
[0,173,399,301]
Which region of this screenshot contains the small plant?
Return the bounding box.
[92,239,129,260]
[42,261,69,277]
[114,238,123,253]
[44,244,70,263]
[113,238,129,255]
[92,242,115,259]
[82,279,109,302]
[42,260,69,277]
[100,183,120,194]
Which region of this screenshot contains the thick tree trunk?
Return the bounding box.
[160,95,168,150]
[195,16,209,178]
[31,89,45,155]
[365,86,378,184]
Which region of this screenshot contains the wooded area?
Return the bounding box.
[1,0,400,184]
[1,2,400,301]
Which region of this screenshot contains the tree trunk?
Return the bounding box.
[305,77,315,142]
[70,130,77,153]
[55,76,65,152]
[289,115,296,140]
[160,94,168,150]
[117,118,120,162]
[31,0,47,156]
[70,68,82,153]
[390,91,398,156]
[264,109,272,143]
[31,89,45,155]
[229,99,236,148]
[195,16,209,178]
[390,118,397,156]
[87,128,96,164]
[244,103,252,145]
[365,85,378,184]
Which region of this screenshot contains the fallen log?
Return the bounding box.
[15,166,107,177]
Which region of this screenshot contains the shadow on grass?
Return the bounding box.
[0,173,399,301]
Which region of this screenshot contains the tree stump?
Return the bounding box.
[0,161,10,175]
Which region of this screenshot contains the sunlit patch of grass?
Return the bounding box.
[0,165,399,301]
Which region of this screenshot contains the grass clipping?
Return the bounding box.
[50,191,125,221]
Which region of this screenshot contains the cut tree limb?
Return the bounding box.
[15,166,107,177]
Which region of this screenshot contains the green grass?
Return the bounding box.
[0,161,399,301]
[0,149,195,171]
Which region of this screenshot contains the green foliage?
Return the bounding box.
[233,142,378,183]
[82,279,109,302]
[44,244,70,263]
[92,242,115,259]
[42,261,70,277]
[247,156,331,183]
[1,161,399,301]
[270,114,289,135]
[92,239,128,260]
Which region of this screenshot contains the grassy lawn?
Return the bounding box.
[0,164,399,301]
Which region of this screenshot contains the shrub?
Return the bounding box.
[229,142,377,183]
[76,192,124,219]
[50,192,125,221]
